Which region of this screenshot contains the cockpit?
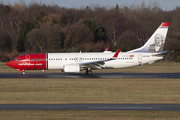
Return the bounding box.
[13,58,20,61]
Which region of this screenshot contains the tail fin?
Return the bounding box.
[128,22,169,53]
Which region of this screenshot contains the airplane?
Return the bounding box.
[7,22,169,75]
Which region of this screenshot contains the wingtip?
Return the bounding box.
[105,47,109,51]
[113,48,121,58]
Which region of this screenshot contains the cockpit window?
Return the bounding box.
[13,58,20,61]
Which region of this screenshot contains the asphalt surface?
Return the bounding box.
[0,73,180,79]
[0,104,180,111]
[1,73,180,111]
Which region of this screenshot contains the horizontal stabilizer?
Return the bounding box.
[152,51,173,56]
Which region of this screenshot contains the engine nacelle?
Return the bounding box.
[63,64,80,73]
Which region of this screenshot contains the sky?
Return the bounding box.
[2,0,180,11]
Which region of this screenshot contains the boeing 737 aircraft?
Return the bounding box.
[7,22,169,75]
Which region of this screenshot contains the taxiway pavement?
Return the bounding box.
[0,73,180,79]
[0,104,180,111]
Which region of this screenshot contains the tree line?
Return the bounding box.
[0,1,180,62]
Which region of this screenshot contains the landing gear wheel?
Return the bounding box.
[22,71,26,75]
[86,70,92,75]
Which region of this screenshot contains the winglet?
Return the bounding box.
[105,47,109,51]
[113,48,121,58]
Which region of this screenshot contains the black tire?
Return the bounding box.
[86,70,92,75]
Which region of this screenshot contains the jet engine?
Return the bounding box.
[63,64,80,73]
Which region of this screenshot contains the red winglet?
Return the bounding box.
[105,47,109,51]
[113,48,121,58]
[160,22,169,27]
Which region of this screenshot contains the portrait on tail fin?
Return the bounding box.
[148,34,165,53]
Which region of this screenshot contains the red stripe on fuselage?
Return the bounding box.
[7,53,47,70]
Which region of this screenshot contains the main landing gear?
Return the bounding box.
[86,67,92,75]
[86,70,92,75]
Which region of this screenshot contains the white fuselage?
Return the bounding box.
[47,52,162,70]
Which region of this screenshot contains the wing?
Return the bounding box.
[79,49,120,70]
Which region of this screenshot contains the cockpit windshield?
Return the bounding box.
[13,58,20,61]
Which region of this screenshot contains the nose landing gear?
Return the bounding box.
[22,71,26,75]
[16,69,26,74]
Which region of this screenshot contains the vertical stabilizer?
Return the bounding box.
[128,22,169,53]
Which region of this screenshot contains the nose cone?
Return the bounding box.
[6,60,16,68]
[7,61,13,67]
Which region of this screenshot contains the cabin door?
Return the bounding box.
[138,54,142,64]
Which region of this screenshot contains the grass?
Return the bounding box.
[1,62,180,73]
[1,62,180,119]
[0,78,180,104]
[0,110,180,120]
